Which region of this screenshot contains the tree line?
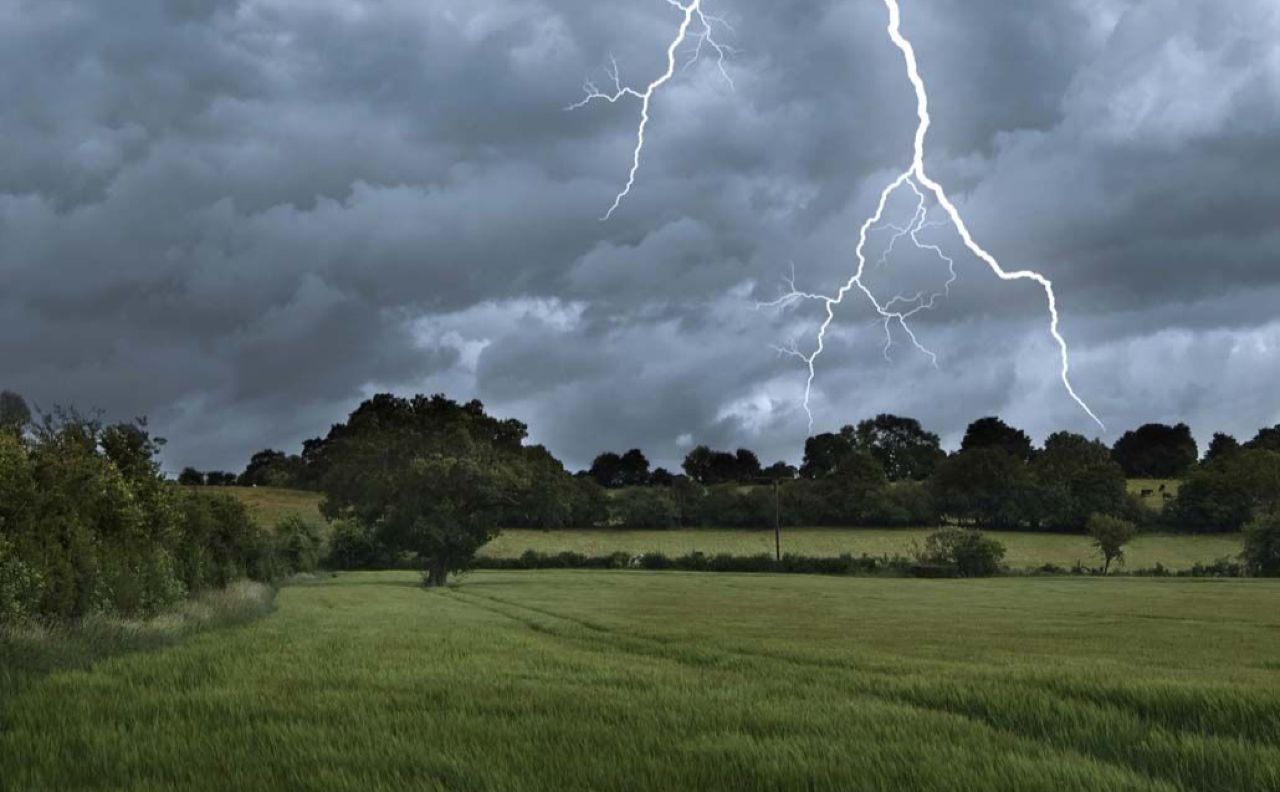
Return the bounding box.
[0,394,325,624]
[7,385,1279,593]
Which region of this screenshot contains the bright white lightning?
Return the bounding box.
[575,0,1104,434]
[760,0,1104,433]
[569,0,734,220]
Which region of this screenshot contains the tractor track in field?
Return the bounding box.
[442,585,1280,792]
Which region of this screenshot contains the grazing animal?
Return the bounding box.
[1162,492,1174,501]
[1139,488,1154,497]
[1158,484,1166,492]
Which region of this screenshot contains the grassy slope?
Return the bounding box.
[2,570,1277,791]
[484,528,1241,571]
[203,485,325,530]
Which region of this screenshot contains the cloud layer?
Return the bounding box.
[3,0,1278,471]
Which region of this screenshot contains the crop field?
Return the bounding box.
[3,570,1278,791]
[484,528,1242,571]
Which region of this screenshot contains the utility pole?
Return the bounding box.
[773,477,781,561]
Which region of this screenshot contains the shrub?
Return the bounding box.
[1242,513,1280,577]
[325,520,387,570]
[274,516,325,575]
[0,535,43,623]
[916,528,1006,577]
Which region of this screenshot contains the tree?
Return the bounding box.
[587,451,624,488]
[930,447,1033,529]
[681,445,751,484]
[1168,448,1280,532]
[178,467,205,486]
[649,467,676,486]
[1242,513,1280,577]
[1087,513,1136,573]
[1246,425,1280,453]
[0,391,31,433]
[317,393,532,586]
[960,417,1033,461]
[1111,423,1198,478]
[799,427,857,479]
[617,449,651,487]
[239,449,295,487]
[1030,432,1127,531]
[762,461,797,480]
[205,471,237,486]
[734,448,762,480]
[1204,432,1241,465]
[852,414,945,481]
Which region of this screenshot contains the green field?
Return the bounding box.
[485,528,1242,571]
[2,570,1277,790]
[202,485,326,530]
[1127,479,1182,511]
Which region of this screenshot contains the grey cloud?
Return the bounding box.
[1,0,1277,473]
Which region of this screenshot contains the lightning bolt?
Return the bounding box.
[759,0,1104,433]
[568,0,734,220]
[577,0,1104,434]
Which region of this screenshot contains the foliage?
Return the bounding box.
[914,528,1006,577]
[851,414,945,481]
[1086,514,1137,573]
[1111,423,1198,478]
[930,448,1034,529]
[1030,432,1128,531]
[316,393,542,585]
[274,515,325,575]
[1242,513,1280,577]
[610,487,681,529]
[0,390,31,433]
[1167,448,1280,532]
[586,449,651,488]
[0,410,275,624]
[1203,432,1240,465]
[959,416,1033,461]
[681,445,763,484]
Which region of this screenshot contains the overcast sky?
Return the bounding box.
[2,0,1278,472]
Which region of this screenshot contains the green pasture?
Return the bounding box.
[484,528,1241,571]
[2,570,1277,790]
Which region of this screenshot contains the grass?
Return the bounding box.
[206,485,326,531]
[0,580,275,704]
[1127,478,1181,511]
[1,570,1276,791]
[483,528,1242,571]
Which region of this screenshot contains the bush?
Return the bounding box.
[274,516,325,575]
[916,528,1006,577]
[1243,513,1280,577]
[0,535,43,623]
[0,412,278,624]
[325,520,388,570]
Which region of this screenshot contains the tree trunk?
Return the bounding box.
[425,558,449,587]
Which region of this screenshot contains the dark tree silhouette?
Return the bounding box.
[0,390,30,433]
[852,414,945,481]
[1204,432,1241,465]
[960,417,1034,461]
[1111,423,1198,478]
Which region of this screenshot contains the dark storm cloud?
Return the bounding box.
[1,0,1278,472]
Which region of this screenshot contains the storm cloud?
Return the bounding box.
[2,0,1278,471]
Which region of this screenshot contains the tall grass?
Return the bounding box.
[2,571,1276,791]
